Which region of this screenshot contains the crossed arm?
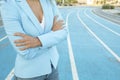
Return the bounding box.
[1,2,68,59]
[14,16,65,51]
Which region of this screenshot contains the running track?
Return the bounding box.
[0,7,120,80]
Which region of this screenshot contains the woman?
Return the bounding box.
[1,0,68,80]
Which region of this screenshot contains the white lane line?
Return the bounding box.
[84,9,120,37]
[5,69,14,80]
[96,11,120,23]
[77,11,120,62]
[92,9,120,27]
[0,36,7,42]
[66,12,79,80]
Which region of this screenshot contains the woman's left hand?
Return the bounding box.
[14,32,42,51]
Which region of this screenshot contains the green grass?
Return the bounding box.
[102,4,115,9]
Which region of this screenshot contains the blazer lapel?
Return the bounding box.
[40,0,54,33]
[15,0,44,34]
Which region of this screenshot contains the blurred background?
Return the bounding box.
[0,0,120,80]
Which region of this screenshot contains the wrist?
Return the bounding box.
[34,37,42,47]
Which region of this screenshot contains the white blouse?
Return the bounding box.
[40,16,45,29]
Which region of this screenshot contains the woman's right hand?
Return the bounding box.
[52,16,65,31]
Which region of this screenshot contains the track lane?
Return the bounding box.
[74,8,120,80]
[79,8,120,57]
[89,8,120,33]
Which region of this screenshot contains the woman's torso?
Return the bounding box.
[3,0,59,78]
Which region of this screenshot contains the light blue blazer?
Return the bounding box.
[1,0,68,78]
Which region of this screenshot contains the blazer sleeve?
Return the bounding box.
[37,1,68,49]
[1,2,46,60]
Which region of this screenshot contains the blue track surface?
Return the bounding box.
[0,7,120,80]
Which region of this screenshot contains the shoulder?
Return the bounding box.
[49,0,60,13]
[1,0,19,19]
[50,0,56,4]
[49,0,57,7]
[49,0,59,11]
[1,0,17,11]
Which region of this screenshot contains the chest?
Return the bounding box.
[27,0,43,23]
[16,0,54,36]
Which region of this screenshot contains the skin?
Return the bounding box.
[14,0,64,51]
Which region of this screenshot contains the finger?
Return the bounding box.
[54,15,59,19]
[54,15,59,22]
[55,20,64,24]
[14,39,26,43]
[19,47,27,51]
[14,32,26,37]
[53,22,65,30]
[55,22,65,27]
[15,42,28,47]
[19,45,30,51]
[59,23,66,29]
[59,21,65,25]
[55,19,64,23]
[54,20,64,26]
[58,20,64,23]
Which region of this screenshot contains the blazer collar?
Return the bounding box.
[15,0,45,34]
